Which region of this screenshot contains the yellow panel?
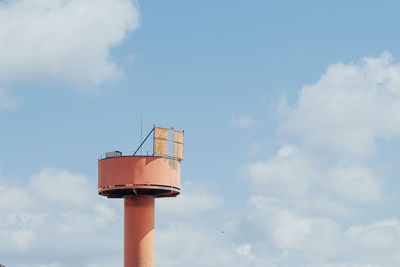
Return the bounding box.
[154,127,168,141]
[154,139,168,156]
[173,130,184,144]
[173,142,184,159]
[172,130,184,159]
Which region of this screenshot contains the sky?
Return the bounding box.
[1,0,400,266]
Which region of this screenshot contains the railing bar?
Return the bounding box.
[133,127,154,156]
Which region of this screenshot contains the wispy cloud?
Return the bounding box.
[231,114,254,128]
[0,88,19,110]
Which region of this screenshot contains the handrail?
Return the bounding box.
[99,125,183,161]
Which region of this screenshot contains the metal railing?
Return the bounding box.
[98,126,184,161]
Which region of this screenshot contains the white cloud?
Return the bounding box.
[322,264,382,267]
[30,168,94,207]
[4,52,400,266]
[247,144,383,210]
[346,219,400,252]
[0,168,230,267]
[243,196,342,256]
[280,52,400,156]
[247,145,317,198]
[156,223,270,267]
[229,195,400,266]
[231,114,254,128]
[0,168,123,267]
[0,0,139,85]
[21,263,63,267]
[157,182,224,217]
[323,166,382,203]
[235,244,252,256]
[0,88,19,110]
[156,224,237,266]
[235,52,400,266]
[0,185,32,210]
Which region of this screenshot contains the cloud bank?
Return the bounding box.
[234,52,400,266]
[0,170,228,266]
[280,52,400,156]
[3,52,400,266]
[0,0,139,85]
[0,168,123,267]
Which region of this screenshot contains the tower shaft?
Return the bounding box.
[124,196,155,267]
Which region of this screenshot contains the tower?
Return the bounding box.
[98,126,184,267]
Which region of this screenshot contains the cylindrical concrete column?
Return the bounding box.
[124,196,155,267]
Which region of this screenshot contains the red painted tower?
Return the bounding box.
[98,126,184,267]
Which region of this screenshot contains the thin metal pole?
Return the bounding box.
[133,128,154,156]
[141,117,143,155]
[152,125,155,156]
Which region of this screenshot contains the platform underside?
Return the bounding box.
[99,184,180,198]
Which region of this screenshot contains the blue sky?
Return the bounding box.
[2,0,400,266]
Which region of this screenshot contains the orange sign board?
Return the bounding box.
[173,142,184,159]
[154,127,169,156]
[173,130,184,144]
[154,127,168,140]
[153,127,184,159]
[154,139,168,156]
[173,130,184,159]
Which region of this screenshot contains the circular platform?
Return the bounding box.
[98,156,181,198]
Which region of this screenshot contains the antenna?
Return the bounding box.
[140,116,143,155]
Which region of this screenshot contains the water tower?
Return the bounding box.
[98,126,184,267]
